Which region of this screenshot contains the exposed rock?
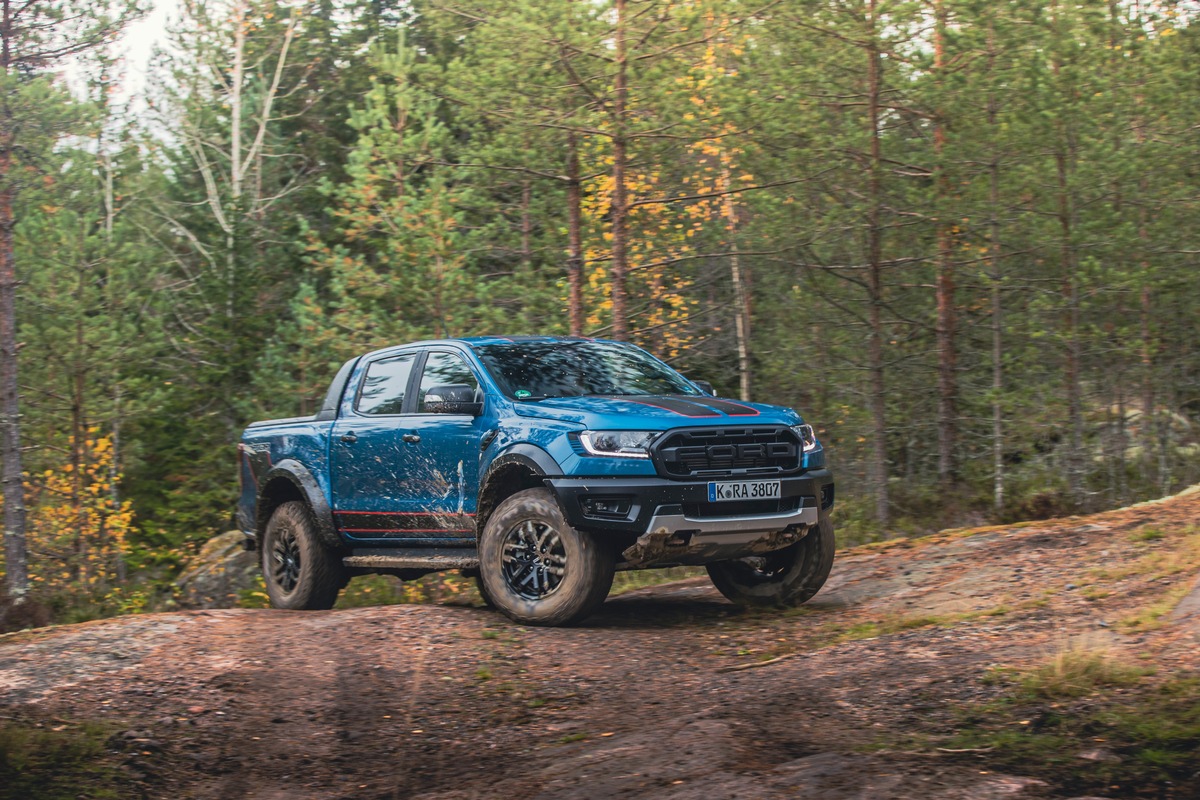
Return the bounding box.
[175,531,259,609]
[5,485,1200,798]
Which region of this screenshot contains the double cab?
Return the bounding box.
[237,336,835,625]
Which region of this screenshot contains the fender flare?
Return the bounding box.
[476,445,564,534]
[485,444,563,480]
[258,459,341,550]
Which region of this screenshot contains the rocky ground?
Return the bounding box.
[3,488,1199,800]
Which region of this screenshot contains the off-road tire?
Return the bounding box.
[706,514,835,607]
[262,501,346,610]
[479,488,614,626]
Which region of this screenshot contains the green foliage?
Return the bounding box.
[0,717,126,800]
[5,0,1200,624]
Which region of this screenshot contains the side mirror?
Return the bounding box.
[423,384,483,416]
[692,380,715,396]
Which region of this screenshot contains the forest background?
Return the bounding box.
[2,0,1199,622]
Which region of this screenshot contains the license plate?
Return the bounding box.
[708,480,781,502]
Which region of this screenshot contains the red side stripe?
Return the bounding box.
[341,528,473,534]
[336,511,475,517]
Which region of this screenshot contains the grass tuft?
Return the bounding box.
[1013,639,1152,699]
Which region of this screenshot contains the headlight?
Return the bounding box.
[578,430,656,459]
[791,424,819,452]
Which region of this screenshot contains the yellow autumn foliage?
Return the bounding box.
[25,432,134,602]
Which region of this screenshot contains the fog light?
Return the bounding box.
[581,496,634,519]
[821,484,835,510]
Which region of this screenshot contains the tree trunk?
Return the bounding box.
[0,180,27,600]
[566,131,584,336]
[609,0,629,340]
[986,17,1004,515]
[72,295,86,579]
[989,159,1004,514]
[1116,372,1128,504]
[0,0,28,600]
[111,383,124,583]
[1056,147,1084,507]
[721,166,751,401]
[1136,152,1154,473]
[520,179,532,271]
[866,0,889,527]
[933,0,957,491]
[1050,0,1083,508]
[226,0,246,325]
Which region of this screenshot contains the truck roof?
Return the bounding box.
[361,336,619,360]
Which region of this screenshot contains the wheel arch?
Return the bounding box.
[257,459,342,551]
[477,446,562,539]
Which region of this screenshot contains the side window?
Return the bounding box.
[418,352,480,412]
[357,354,416,415]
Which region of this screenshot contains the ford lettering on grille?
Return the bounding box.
[653,427,803,478]
[672,442,796,461]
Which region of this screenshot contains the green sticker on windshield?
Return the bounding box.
[515,389,532,399]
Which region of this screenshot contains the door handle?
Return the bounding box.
[340,432,358,443]
[402,433,421,444]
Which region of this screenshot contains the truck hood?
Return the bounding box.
[510,395,802,429]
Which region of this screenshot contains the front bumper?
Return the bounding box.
[545,469,833,567]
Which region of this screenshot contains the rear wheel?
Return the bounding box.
[262,501,346,610]
[479,488,614,626]
[706,515,835,607]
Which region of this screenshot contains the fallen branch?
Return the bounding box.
[717,653,798,673]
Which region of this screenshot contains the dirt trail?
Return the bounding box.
[3,489,1199,799]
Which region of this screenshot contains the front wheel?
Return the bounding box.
[262,501,346,610]
[706,515,835,607]
[479,488,614,626]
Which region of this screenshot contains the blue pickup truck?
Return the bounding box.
[236,336,835,625]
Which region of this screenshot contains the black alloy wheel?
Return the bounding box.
[706,514,836,608]
[271,526,303,592]
[501,520,568,600]
[478,488,614,626]
[261,500,346,610]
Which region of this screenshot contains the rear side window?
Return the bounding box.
[357,354,416,415]
[418,352,479,412]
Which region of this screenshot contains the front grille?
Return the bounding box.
[652,426,803,479]
[682,496,804,518]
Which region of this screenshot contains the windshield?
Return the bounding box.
[473,341,701,400]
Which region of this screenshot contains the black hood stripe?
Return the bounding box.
[625,397,720,417]
[623,396,761,417]
[686,397,761,416]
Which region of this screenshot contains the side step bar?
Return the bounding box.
[343,547,479,571]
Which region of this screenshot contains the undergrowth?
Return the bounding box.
[918,642,1198,798]
[0,716,127,800]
